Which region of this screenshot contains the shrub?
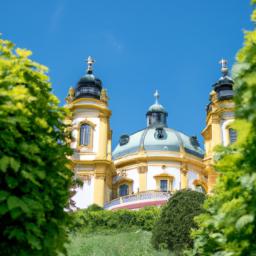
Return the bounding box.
[151,190,205,254]
[0,37,73,255]
[70,206,160,232]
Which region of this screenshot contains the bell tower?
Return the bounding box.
[202,59,235,192]
[66,56,113,208]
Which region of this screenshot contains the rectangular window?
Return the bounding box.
[229,128,237,144]
[160,180,168,192]
[80,124,91,146]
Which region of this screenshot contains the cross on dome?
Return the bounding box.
[86,56,95,74]
[154,90,160,104]
[219,58,228,76]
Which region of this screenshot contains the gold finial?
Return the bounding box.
[100,88,109,103]
[65,87,75,104]
[219,58,228,76]
[86,56,95,74]
[154,90,160,104]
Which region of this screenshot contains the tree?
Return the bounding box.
[187,1,256,255]
[0,36,73,255]
[151,190,205,254]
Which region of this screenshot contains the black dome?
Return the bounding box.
[213,76,234,101]
[213,60,234,101]
[74,56,103,100]
[75,73,102,100]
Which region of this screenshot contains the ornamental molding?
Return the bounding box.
[138,166,148,174]
[180,162,188,174]
[114,153,205,170]
[193,179,208,192]
[211,113,221,123]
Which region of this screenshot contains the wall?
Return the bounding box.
[72,176,95,209]
[147,162,181,190]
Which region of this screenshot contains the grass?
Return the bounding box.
[67,229,170,256]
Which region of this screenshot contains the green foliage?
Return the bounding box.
[70,206,160,232]
[151,190,205,254]
[187,2,256,255]
[67,229,169,256]
[86,203,104,212]
[0,36,73,255]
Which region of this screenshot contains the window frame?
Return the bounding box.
[160,179,168,192]
[228,128,237,144]
[119,184,129,197]
[154,174,174,192]
[77,120,95,151]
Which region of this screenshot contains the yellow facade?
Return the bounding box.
[202,90,234,192]
[67,58,234,210]
[67,93,114,207]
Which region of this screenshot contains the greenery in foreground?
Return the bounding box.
[67,229,169,256]
[0,36,73,255]
[68,206,168,256]
[70,205,160,232]
[152,190,205,254]
[187,1,256,255]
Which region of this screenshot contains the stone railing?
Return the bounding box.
[104,190,171,210]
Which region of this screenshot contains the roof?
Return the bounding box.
[112,127,204,160]
[148,103,166,113]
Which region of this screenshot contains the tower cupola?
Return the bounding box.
[146,90,168,127]
[75,56,103,100]
[213,59,234,100]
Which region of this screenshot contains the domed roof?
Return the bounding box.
[148,103,166,112]
[112,127,204,160]
[212,59,234,100]
[74,56,103,100]
[76,73,102,89]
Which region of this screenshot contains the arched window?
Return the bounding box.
[119,184,129,197]
[195,185,206,194]
[229,128,237,144]
[80,124,91,146]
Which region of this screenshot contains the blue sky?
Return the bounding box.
[1,0,253,147]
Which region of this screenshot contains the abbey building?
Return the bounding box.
[65,57,235,210]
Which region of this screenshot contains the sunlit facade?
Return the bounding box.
[65,57,235,210]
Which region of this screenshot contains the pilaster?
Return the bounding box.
[180,163,188,189]
[138,165,148,192]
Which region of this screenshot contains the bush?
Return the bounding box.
[151,190,205,254]
[70,206,160,232]
[0,37,73,255]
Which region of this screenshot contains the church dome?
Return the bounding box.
[75,56,103,100]
[113,127,204,160]
[113,90,204,160]
[148,103,166,112]
[146,90,168,127]
[213,59,234,100]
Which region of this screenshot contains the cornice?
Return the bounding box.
[113,151,205,169]
[69,101,111,117]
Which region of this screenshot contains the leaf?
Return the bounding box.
[7,196,22,210]
[0,191,9,202]
[236,214,254,230]
[0,156,9,172]
[15,48,32,58]
[6,176,19,189]
[0,204,8,216]
[9,158,20,172]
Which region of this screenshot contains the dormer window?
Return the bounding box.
[155,127,165,140]
[119,135,129,146]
